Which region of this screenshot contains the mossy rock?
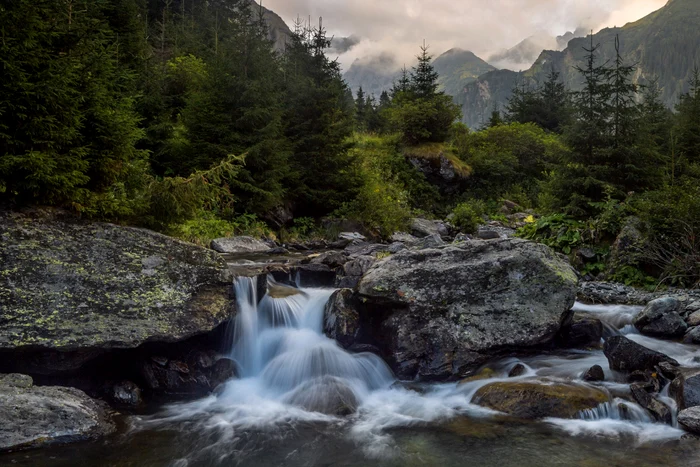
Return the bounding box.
[473,380,608,419]
[0,209,234,360]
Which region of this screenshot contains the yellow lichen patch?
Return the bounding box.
[458,367,496,385]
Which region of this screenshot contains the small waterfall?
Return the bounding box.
[578,398,653,423]
[224,276,394,409]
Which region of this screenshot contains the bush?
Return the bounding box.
[451,200,487,234]
[169,212,272,247]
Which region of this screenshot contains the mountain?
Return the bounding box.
[488,29,586,71]
[343,48,494,98]
[433,48,497,97]
[457,0,700,128]
[248,0,292,52]
[343,53,401,96]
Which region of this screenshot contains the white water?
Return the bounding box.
[136,284,693,461]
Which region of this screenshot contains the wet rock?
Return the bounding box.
[295,263,337,288]
[508,364,527,378]
[556,317,603,348]
[107,381,142,407]
[679,407,700,435]
[657,361,683,380]
[577,282,654,306]
[684,326,700,345]
[630,382,673,424]
[287,242,311,251]
[583,365,605,382]
[140,356,236,394]
[358,238,578,380]
[0,210,234,373]
[670,369,700,410]
[0,374,115,452]
[285,376,359,416]
[459,368,496,385]
[324,289,360,349]
[473,381,608,419]
[603,335,679,373]
[634,297,688,338]
[211,236,270,253]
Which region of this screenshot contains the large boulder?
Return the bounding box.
[410,218,446,238]
[0,210,234,372]
[210,236,270,254]
[0,374,114,452]
[670,369,700,410]
[634,297,688,338]
[284,376,359,416]
[472,381,608,419]
[603,335,679,373]
[357,239,578,380]
[679,407,700,435]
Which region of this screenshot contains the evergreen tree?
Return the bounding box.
[676,68,700,166]
[411,42,440,98]
[355,87,367,130]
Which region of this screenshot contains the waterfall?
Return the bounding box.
[224,276,394,410]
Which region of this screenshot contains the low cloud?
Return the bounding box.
[263,0,667,71]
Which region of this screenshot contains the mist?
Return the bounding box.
[262,0,668,71]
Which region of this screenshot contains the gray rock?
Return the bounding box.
[388,242,407,254]
[266,247,290,255]
[0,375,115,452]
[607,216,646,274]
[410,218,442,238]
[336,256,375,289]
[583,365,605,382]
[603,335,678,373]
[284,376,358,416]
[210,236,270,253]
[634,297,688,338]
[310,251,349,268]
[107,380,142,407]
[357,238,578,380]
[415,234,445,249]
[679,407,700,435]
[630,382,673,424]
[556,317,603,348]
[324,289,360,349]
[685,326,700,344]
[390,232,420,245]
[687,311,700,327]
[344,241,388,257]
[476,229,500,240]
[508,363,527,377]
[0,210,234,369]
[338,232,366,242]
[670,369,700,410]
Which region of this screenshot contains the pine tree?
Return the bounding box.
[355,87,367,131]
[411,42,440,98]
[539,69,571,132]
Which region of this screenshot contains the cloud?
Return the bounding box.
[327,34,362,54]
[261,0,667,71]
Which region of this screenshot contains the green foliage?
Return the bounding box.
[518,214,592,255]
[454,123,568,204]
[332,134,413,238]
[451,200,487,234]
[169,212,272,247]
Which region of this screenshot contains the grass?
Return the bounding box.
[403,143,472,178]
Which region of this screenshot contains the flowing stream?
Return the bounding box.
[5,278,700,466]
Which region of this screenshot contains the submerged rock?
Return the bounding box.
[107,380,143,407]
[0,374,114,452]
[634,297,688,338]
[0,210,234,373]
[284,376,359,416]
[583,365,605,382]
[603,336,679,373]
[630,382,673,424]
[679,407,700,435]
[210,236,270,253]
[357,238,578,380]
[472,381,608,419]
[556,317,603,348]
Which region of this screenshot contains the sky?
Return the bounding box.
[262,0,668,70]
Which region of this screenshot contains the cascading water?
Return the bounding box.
[124,287,696,465]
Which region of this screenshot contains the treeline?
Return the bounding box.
[0,0,356,225]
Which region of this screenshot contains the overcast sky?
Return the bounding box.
[262,0,668,70]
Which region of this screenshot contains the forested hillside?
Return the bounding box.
[459,0,700,128]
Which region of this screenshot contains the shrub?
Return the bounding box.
[451,200,487,234]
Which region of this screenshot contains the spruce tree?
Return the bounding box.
[355,87,367,131]
[411,42,440,98]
